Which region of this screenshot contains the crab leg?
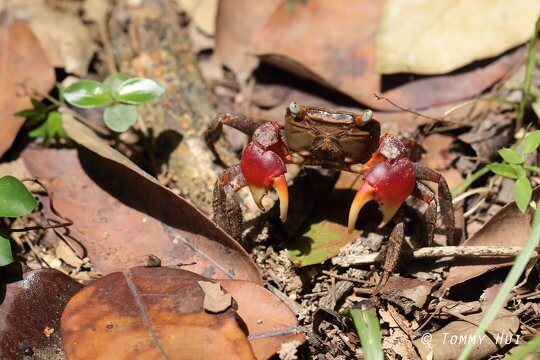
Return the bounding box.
[348,134,416,233]
[213,164,247,240]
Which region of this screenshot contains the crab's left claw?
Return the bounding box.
[241,122,290,222]
[348,134,416,233]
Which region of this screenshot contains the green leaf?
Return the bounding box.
[104,104,138,132]
[514,176,532,213]
[104,72,130,94]
[0,176,37,217]
[523,130,540,153]
[510,164,526,178]
[63,80,113,108]
[14,108,41,118]
[112,78,164,104]
[29,111,68,145]
[0,230,14,266]
[498,148,523,164]
[486,163,518,179]
[342,309,383,360]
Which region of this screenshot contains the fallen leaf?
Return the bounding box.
[61,267,256,359]
[0,269,84,359]
[421,134,454,171]
[10,0,96,76]
[198,281,232,313]
[214,0,281,82]
[439,200,533,292]
[220,280,306,360]
[21,132,261,283]
[378,277,434,313]
[176,0,218,35]
[377,0,540,74]
[0,21,55,158]
[413,309,520,360]
[55,241,83,269]
[248,0,525,110]
[288,172,362,267]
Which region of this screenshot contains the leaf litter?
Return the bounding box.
[1,0,540,359]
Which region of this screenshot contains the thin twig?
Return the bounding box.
[333,246,537,267]
[10,178,73,232]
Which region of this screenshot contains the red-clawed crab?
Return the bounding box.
[205,102,455,284]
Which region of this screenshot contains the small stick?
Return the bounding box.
[333,246,537,267]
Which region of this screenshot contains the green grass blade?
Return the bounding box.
[505,334,540,360]
[458,201,540,360]
[344,308,383,360]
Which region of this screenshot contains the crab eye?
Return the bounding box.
[289,101,300,115]
[361,109,373,123]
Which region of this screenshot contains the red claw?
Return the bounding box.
[241,122,289,222]
[348,134,416,232]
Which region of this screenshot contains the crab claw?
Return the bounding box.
[240,122,289,222]
[348,134,416,233]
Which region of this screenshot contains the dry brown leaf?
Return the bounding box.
[176,0,218,35]
[413,309,520,359]
[421,134,454,171]
[377,0,540,74]
[439,201,533,292]
[220,280,306,360]
[61,267,256,359]
[21,143,261,283]
[198,281,233,313]
[0,21,55,158]
[215,0,281,82]
[10,0,95,75]
[248,0,525,110]
[0,269,84,359]
[378,277,434,313]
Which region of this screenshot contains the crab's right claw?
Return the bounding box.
[240,122,289,222]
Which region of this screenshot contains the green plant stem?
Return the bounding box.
[506,334,540,360]
[516,14,540,131]
[345,309,383,360]
[525,164,540,174]
[458,201,540,360]
[451,166,490,196]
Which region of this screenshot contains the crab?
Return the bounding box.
[205,102,455,284]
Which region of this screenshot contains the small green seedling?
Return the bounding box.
[486,130,540,212]
[63,74,164,132]
[0,176,37,266]
[16,73,164,141]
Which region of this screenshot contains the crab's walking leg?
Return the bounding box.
[378,209,406,288]
[413,163,455,245]
[204,113,261,161]
[412,181,437,246]
[213,164,247,241]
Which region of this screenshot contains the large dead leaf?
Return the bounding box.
[413,309,519,359]
[0,21,55,158]
[219,0,525,110]
[288,172,362,266]
[0,269,84,359]
[214,0,281,82]
[439,201,533,292]
[21,143,261,283]
[61,267,256,359]
[10,0,96,76]
[220,280,305,360]
[377,0,540,74]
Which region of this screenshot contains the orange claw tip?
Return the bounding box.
[272,174,289,222]
[348,183,375,233]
